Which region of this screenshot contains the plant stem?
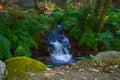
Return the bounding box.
[93,0,103,31]
[98,0,112,31]
[34,0,38,9]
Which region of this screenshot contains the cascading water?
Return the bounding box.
[46,25,74,66]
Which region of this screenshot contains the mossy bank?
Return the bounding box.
[5,56,47,80]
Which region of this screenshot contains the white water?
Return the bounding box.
[47,25,73,65]
[50,41,72,63]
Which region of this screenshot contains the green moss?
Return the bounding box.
[5,56,47,80]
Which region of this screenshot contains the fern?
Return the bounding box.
[97,31,114,50]
[14,42,32,57]
[0,6,51,57]
[105,9,120,31]
[112,38,120,50]
[112,30,120,50]
[51,11,64,21]
[79,29,98,51]
[0,35,12,59]
[116,30,120,35]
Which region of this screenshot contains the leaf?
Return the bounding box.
[0,4,3,10]
[52,11,64,20]
[0,34,12,59]
[89,54,95,59]
[15,42,32,57]
[116,30,120,35]
[46,65,53,68]
[97,31,114,50]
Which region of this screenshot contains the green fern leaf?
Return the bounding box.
[15,42,32,57]
[0,35,12,59]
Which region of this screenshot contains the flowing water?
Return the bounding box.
[46,25,74,66]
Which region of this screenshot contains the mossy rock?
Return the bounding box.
[5,56,47,80]
[93,51,120,65]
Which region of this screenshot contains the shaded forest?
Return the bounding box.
[0,0,120,80]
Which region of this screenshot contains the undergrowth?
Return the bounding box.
[0,6,53,59]
[0,0,120,59]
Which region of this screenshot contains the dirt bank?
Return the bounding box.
[29,60,120,80]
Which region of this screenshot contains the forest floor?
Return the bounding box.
[29,60,120,80]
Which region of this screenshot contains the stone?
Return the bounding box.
[5,56,47,80]
[93,51,120,65]
[0,60,7,80]
[57,72,64,76]
[78,68,85,72]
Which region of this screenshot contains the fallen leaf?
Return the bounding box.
[89,68,100,72]
[0,4,3,10]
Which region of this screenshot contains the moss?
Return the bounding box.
[5,56,47,80]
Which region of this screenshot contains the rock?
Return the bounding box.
[46,68,52,71]
[93,51,120,65]
[0,60,7,80]
[57,72,64,76]
[65,65,69,70]
[5,56,47,80]
[78,68,85,72]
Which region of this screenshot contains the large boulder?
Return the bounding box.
[5,57,47,80]
[0,60,7,80]
[93,51,120,65]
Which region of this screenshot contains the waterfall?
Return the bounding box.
[46,25,74,66]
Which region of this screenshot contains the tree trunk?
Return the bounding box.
[97,0,112,31]
[34,0,38,9]
[93,0,104,31]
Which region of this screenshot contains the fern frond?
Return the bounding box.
[0,34,12,59]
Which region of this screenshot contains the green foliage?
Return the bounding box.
[51,11,64,22]
[14,42,32,57]
[97,31,114,50]
[116,30,120,35]
[46,64,53,68]
[60,1,120,52]
[59,0,97,51]
[78,30,119,51]
[5,56,47,80]
[0,6,51,57]
[105,9,120,30]
[0,35,12,59]
[76,54,95,60]
[79,29,98,51]
[0,0,120,58]
[112,30,120,50]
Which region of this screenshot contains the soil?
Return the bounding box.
[30,32,120,80]
[29,60,120,80]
